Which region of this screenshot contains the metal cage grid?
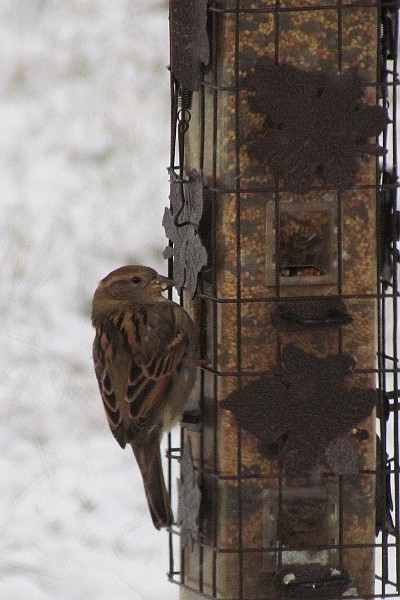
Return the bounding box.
[167,1,400,598]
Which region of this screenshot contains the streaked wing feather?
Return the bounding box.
[125,329,188,424]
[93,305,189,445]
[92,333,124,445]
[140,329,187,380]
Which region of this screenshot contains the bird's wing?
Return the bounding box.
[93,304,188,447]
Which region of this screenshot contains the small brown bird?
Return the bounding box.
[91,265,197,529]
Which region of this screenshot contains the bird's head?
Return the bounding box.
[91,265,174,323]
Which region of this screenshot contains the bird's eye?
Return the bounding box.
[131,276,141,284]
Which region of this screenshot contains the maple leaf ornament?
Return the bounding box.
[248,63,389,193]
[177,439,201,549]
[163,169,207,298]
[220,345,377,475]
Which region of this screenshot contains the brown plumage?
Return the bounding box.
[91,265,197,529]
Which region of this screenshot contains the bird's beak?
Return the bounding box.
[148,274,175,293]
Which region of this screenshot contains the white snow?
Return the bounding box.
[0,1,178,598]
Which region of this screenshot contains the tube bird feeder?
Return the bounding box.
[165,1,400,599]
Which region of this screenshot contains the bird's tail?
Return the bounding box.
[133,442,174,530]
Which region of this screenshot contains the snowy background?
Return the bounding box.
[0,1,178,599]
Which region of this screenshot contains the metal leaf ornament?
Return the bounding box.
[220,345,377,475]
[163,169,207,298]
[177,439,201,549]
[169,0,210,92]
[379,170,400,288]
[248,63,390,193]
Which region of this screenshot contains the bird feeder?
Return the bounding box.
[165,1,400,599]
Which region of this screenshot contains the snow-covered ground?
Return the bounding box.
[0,1,178,598]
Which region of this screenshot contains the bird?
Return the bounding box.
[91,265,197,529]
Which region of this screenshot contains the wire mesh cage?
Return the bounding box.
[165,1,400,598]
